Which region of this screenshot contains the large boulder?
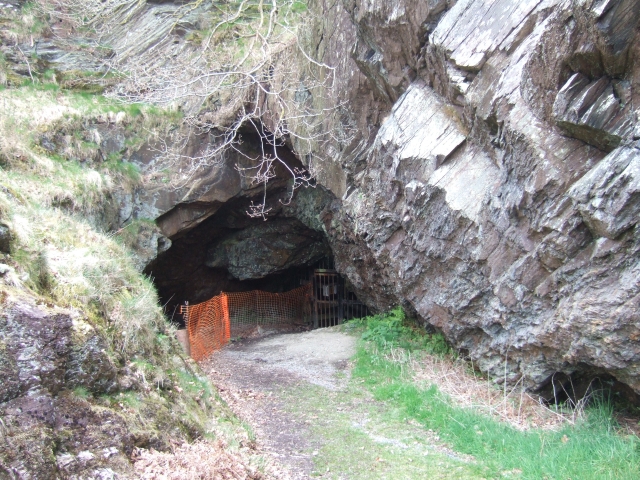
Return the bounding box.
[206,217,329,280]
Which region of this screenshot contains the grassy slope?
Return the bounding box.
[0,83,265,474]
[0,1,314,475]
[339,310,640,479]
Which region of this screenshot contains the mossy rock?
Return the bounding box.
[0,223,13,254]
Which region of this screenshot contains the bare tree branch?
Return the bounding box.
[34,0,353,216]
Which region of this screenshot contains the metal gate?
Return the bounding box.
[312,269,369,328]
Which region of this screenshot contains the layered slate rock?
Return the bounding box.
[299,0,640,397]
[570,145,640,239]
[109,0,640,399]
[430,0,546,72]
[553,73,634,151]
[28,0,639,399]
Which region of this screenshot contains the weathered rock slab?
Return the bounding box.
[206,218,329,281]
[570,145,640,239]
[301,0,640,398]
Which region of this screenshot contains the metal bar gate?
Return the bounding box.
[312,269,369,328]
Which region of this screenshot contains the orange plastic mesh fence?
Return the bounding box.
[184,294,231,362]
[183,284,312,361]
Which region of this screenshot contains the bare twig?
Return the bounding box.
[15,46,35,84]
[30,0,349,214]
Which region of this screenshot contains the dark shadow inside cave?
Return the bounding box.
[535,368,640,409]
[145,195,375,329]
[143,124,366,329]
[144,193,332,327]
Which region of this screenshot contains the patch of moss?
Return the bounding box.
[103,153,141,183]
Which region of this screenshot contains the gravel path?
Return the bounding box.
[201,328,357,479]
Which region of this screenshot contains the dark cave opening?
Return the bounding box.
[145,199,372,330]
[536,369,640,409]
[144,193,332,328]
[143,125,369,330]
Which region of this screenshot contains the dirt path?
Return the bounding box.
[201,328,357,479]
[201,328,481,479]
[138,327,594,479]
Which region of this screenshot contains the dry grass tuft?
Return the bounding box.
[133,440,282,480]
[409,351,576,430]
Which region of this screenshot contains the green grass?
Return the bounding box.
[3,83,177,121]
[350,311,640,479]
[11,1,49,39]
[103,153,141,182]
[290,0,308,14]
[0,52,271,471]
[283,379,484,479]
[175,369,214,400]
[120,391,142,409]
[347,307,451,355]
[73,386,91,400]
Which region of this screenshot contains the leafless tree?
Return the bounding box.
[36,0,351,218]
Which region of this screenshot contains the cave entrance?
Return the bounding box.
[179,257,371,360]
[142,122,370,358]
[143,184,370,332]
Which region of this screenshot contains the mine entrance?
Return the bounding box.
[182,258,370,360]
[312,268,370,329]
[291,257,371,329]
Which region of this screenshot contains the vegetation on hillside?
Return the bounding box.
[0,80,269,475]
[0,1,320,474]
[346,309,640,479]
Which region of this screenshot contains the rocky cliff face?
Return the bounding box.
[96,0,640,400]
[6,0,638,403]
[301,0,640,398]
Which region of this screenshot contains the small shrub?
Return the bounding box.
[103,153,141,182]
[421,331,451,356]
[361,308,407,348]
[352,307,452,354]
[127,104,143,117]
[73,386,90,400]
[34,249,53,293]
